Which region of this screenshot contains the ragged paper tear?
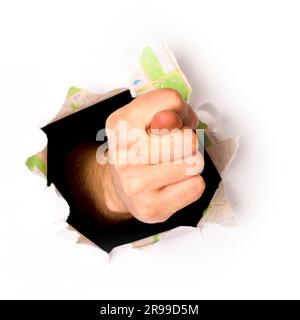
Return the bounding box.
[130,45,192,101]
[26,43,239,256]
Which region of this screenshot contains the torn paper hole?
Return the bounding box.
[26,43,239,259]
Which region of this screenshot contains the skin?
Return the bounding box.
[66,89,206,225]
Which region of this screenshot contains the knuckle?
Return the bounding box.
[137,208,156,223]
[195,153,205,173]
[134,195,157,222]
[161,88,182,107]
[182,130,198,157]
[152,215,167,224]
[105,112,117,129]
[106,109,123,129]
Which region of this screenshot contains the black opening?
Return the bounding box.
[42,90,221,252]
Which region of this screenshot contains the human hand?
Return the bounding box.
[102,89,205,224]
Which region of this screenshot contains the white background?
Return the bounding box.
[0,0,300,299]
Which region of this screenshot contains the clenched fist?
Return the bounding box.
[66,89,205,225]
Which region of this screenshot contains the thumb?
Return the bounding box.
[149,110,183,132]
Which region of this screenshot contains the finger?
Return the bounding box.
[147,127,199,163]
[124,154,204,193]
[126,89,197,129]
[150,110,183,132]
[113,125,200,164]
[154,175,206,222]
[151,154,204,188]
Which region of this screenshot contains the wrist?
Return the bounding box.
[99,163,132,222]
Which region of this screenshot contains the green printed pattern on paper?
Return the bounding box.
[25,155,46,176]
[140,47,191,101]
[70,102,78,111]
[66,86,81,97]
[140,47,165,81]
[197,121,211,147]
[153,70,190,102]
[152,234,160,243]
[202,205,211,216]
